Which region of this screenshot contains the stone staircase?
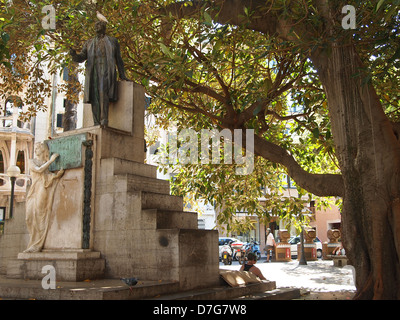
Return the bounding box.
[92,156,220,292]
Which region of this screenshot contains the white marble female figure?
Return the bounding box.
[24,142,64,253]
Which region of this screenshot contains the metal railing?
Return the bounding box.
[0,115,31,132]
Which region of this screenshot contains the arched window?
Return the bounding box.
[4,100,13,127]
[16,150,25,174]
[4,96,22,128]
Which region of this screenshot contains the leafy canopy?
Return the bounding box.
[1,0,398,232]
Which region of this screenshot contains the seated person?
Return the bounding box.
[239,252,266,280]
[332,243,345,255]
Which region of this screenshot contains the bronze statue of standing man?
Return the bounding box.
[70,20,129,127]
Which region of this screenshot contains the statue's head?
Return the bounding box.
[95,21,107,35]
[34,142,49,161]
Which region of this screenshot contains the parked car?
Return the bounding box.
[289,236,323,259]
[218,237,244,260]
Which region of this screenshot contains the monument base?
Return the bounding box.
[7,250,105,281]
[322,242,340,259]
[275,243,291,262]
[4,81,220,294]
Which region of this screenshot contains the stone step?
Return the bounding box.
[0,275,180,300]
[126,174,170,195]
[149,281,277,300]
[0,276,299,300]
[17,250,101,260]
[96,174,170,196]
[141,192,183,211]
[153,228,220,290]
[155,210,198,229]
[100,157,157,180]
[234,287,301,300]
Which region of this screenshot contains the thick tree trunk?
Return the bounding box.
[63,99,77,131]
[63,67,78,132]
[312,44,400,299]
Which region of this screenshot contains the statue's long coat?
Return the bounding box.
[72,35,126,103]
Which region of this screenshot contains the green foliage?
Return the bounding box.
[128,1,338,232]
[1,0,398,233]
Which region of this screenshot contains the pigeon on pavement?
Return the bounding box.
[121,277,138,286]
[120,277,139,293]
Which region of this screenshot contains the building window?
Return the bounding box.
[16,150,25,174]
[4,96,22,128]
[0,151,4,186]
[198,219,205,229]
[0,207,5,234]
[280,174,296,189]
[15,151,25,187]
[3,100,13,127]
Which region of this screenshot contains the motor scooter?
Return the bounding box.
[241,240,262,262]
[250,240,262,260]
[220,241,233,265]
[236,244,247,265]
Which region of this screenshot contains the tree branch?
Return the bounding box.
[158,96,225,125]
[161,0,310,41]
[182,77,227,103]
[184,42,230,99]
[184,42,235,118]
[265,110,309,121]
[237,57,306,125]
[253,134,344,197]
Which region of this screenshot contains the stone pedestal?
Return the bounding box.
[275,230,291,262]
[323,229,341,260]
[83,81,145,137]
[7,250,105,281]
[7,81,220,292]
[297,228,317,261]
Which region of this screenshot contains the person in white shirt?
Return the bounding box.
[265,228,276,262]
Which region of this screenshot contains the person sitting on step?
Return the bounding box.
[239,252,266,280]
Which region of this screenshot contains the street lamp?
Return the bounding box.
[7,165,20,219]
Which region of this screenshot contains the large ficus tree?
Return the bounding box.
[1,0,399,299]
[129,0,400,299]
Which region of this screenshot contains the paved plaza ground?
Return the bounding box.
[220,259,356,300]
